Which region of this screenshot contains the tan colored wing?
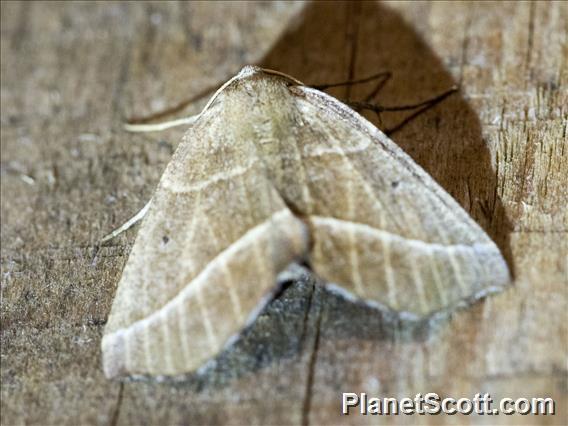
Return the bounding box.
[102,101,308,378]
[291,86,510,318]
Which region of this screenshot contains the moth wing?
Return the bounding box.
[292,86,510,317]
[102,104,308,378]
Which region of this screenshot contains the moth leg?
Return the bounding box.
[347,86,458,113]
[123,115,199,133]
[310,71,391,91]
[346,86,458,136]
[361,72,392,102]
[354,72,392,127]
[311,71,393,127]
[100,201,151,244]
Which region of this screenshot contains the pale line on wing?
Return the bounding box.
[219,257,244,321]
[195,284,218,352]
[427,248,448,306]
[344,158,366,297]
[204,214,244,321]
[422,195,470,295]
[143,321,154,374]
[311,216,496,253]
[124,329,131,374]
[301,139,371,157]
[290,122,315,213]
[106,209,292,341]
[160,309,176,374]
[176,195,200,364]
[409,256,429,314]
[382,235,398,308]
[177,298,192,365]
[163,160,256,193]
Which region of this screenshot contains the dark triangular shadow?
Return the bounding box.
[259,2,513,274]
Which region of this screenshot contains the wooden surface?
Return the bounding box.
[1,1,566,425]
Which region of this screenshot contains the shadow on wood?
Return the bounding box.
[260,2,513,274]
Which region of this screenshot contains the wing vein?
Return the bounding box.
[311,216,497,252]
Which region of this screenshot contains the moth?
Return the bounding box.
[102,66,510,379]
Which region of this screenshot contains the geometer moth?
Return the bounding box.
[102,66,510,378]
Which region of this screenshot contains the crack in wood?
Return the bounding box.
[458,4,473,86]
[300,284,322,426]
[109,382,124,426]
[525,1,536,82]
[344,2,361,102]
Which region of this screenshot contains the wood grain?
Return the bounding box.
[1,1,566,425]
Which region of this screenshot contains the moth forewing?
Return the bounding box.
[102,66,510,378]
[290,85,509,317]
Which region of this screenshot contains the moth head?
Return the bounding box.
[236,65,305,88]
[237,65,263,79]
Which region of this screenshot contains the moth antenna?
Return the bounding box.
[122,70,250,133]
[100,201,151,244]
[123,116,199,133]
[125,83,220,124]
